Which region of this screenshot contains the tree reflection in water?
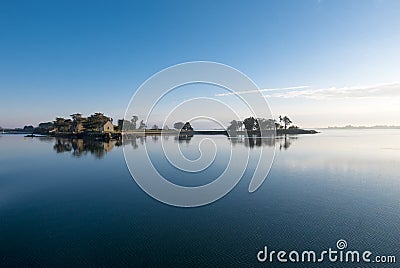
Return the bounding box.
[53,138,115,159]
[52,134,296,158]
[229,134,296,150]
[175,133,193,143]
[276,135,297,150]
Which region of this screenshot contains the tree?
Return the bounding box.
[118,119,130,131]
[38,122,54,130]
[254,119,260,131]
[70,113,85,133]
[173,122,185,130]
[237,121,243,131]
[70,113,83,122]
[54,117,72,132]
[256,118,276,130]
[181,122,193,131]
[243,117,257,131]
[257,118,267,130]
[83,113,110,131]
[23,125,34,132]
[131,116,138,129]
[279,115,292,129]
[227,120,240,131]
[266,119,276,130]
[139,120,146,129]
[151,124,159,130]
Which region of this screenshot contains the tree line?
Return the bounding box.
[227,115,296,132]
[118,116,193,131]
[8,112,295,135]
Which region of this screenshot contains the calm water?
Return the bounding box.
[0,130,399,267]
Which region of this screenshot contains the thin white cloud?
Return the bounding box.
[215,86,310,97]
[263,82,400,100]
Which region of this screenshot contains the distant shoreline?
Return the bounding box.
[323,125,400,130]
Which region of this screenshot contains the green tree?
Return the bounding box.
[70,113,83,122]
[83,113,110,131]
[54,117,72,132]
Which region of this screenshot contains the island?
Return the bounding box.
[2,113,318,140]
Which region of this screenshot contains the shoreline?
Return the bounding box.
[2,128,319,141]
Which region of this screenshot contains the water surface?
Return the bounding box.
[0,130,399,267]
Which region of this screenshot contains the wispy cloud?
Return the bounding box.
[215,83,400,100]
[263,82,400,100]
[214,86,310,97]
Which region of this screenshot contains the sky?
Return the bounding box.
[0,0,399,128]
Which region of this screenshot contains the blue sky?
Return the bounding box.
[1,0,399,128]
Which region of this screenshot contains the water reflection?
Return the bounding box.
[53,138,117,159]
[230,134,296,150]
[51,134,296,157]
[277,135,297,150]
[175,133,194,143]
